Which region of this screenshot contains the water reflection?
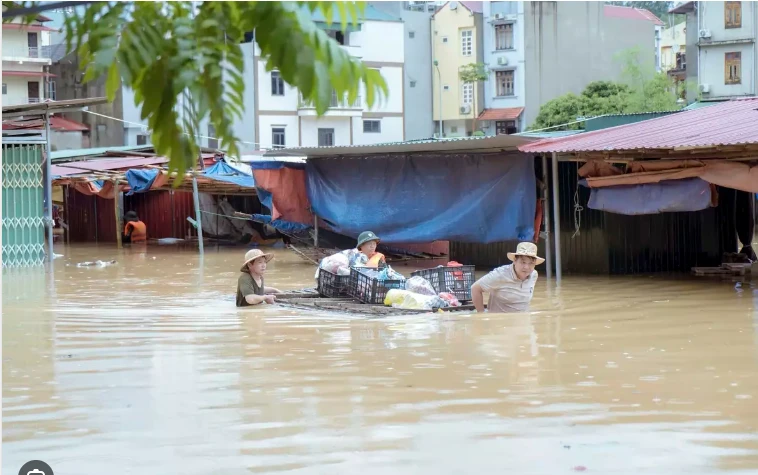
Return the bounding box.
[3,244,758,474]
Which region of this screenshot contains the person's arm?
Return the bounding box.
[471,283,486,313]
[264,286,281,294]
[244,294,268,305]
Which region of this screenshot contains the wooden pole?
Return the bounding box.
[313,214,319,248]
[551,152,562,283]
[192,175,204,254]
[113,179,122,249]
[542,154,552,280]
[44,112,54,261]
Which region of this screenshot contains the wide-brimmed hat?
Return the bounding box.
[357,231,381,249]
[507,242,545,265]
[124,210,138,221]
[240,248,274,271]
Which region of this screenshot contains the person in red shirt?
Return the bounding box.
[123,211,147,243]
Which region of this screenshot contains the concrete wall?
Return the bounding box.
[49,52,126,148]
[2,76,43,105]
[51,130,87,151]
[685,8,700,103]
[696,0,758,98]
[258,114,299,149]
[523,1,656,127]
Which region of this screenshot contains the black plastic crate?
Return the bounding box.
[348,267,406,305]
[317,268,351,298]
[411,265,475,302]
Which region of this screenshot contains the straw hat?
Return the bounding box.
[357,231,381,249]
[507,242,545,265]
[240,248,274,271]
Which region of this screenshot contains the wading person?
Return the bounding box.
[236,249,282,307]
[356,231,386,268]
[471,242,544,313]
[123,211,147,244]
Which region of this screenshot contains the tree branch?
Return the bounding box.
[2,1,97,19]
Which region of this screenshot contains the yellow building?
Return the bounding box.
[660,22,686,72]
[431,1,484,137]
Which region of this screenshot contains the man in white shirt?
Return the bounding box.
[471,242,544,313]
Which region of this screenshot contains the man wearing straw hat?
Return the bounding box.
[236,249,282,307]
[471,242,544,313]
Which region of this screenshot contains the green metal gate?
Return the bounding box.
[2,144,46,267]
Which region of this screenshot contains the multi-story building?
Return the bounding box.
[254,5,406,149]
[431,1,485,137]
[661,22,687,72]
[672,1,757,101]
[476,1,662,134]
[1,9,55,106]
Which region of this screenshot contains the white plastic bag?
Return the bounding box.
[405,276,436,296]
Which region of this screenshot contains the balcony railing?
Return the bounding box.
[27,97,41,103]
[2,46,52,59]
[299,92,361,109]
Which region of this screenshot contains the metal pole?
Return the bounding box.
[113,179,122,249]
[551,152,562,282]
[541,154,552,280]
[44,111,54,261]
[313,214,319,248]
[192,176,204,254]
[436,64,443,137]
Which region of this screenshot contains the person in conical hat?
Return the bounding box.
[471,241,544,313]
[236,249,282,307]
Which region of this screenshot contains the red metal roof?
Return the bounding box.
[603,5,664,26]
[52,157,168,177]
[519,98,758,154]
[3,116,89,132]
[478,107,524,121]
[2,23,58,32]
[2,71,56,78]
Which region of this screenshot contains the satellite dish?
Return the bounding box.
[672,44,680,53]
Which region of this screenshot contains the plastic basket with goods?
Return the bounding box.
[410,263,475,302]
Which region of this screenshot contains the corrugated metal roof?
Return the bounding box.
[516,130,584,139]
[1,98,109,117]
[52,157,168,177]
[519,98,758,154]
[584,111,681,132]
[266,134,535,158]
[51,145,154,161]
[478,107,524,121]
[603,5,664,26]
[3,116,89,131]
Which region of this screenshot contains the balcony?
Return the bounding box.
[298,92,362,117]
[2,45,52,62]
[27,97,41,103]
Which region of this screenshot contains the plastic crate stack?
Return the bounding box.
[348,267,405,304]
[411,265,475,302]
[317,268,351,298]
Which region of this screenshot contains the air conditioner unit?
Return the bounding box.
[699,83,710,93]
[493,13,504,20]
[699,29,711,39]
[497,56,508,66]
[460,104,472,114]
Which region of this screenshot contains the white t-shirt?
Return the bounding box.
[475,264,537,313]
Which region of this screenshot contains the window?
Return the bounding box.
[409,31,415,39]
[318,128,334,147]
[271,71,284,96]
[462,82,473,104]
[2,83,6,95]
[47,80,56,100]
[461,30,472,56]
[443,85,450,91]
[442,36,449,43]
[495,23,514,50]
[136,134,148,145]
[725,1,742,28]
[327,30,347,45]
[675,52,686,70]
[208,124,219,149]
[410,80,417,88]
[725,52,741,84]
[363,120,381,133]
[271,127,285,149]
[496,70,515,96]
[495,121,517,135]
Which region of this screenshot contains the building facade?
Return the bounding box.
[661,22,687,72]
[1,10,55,106]
[431,1,485,137]
[254,6,406,149]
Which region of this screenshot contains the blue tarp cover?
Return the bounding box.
[250,214,311,233]
[125,169,160,195]
[587,178,713,215]
[249,160,306,170]
[204,161,255,188]
[305,155,536,243]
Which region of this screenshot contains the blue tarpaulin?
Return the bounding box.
[203,161,255,188]
[250,214,311,233]
[125,169,160,195]
[305,154,536,243]
[586,178,713,215]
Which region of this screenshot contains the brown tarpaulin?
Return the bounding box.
[252,168,314,224]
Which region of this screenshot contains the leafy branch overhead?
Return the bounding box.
[5,1,388,176]
[459,63,488,83]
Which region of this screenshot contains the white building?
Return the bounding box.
[1,10,55,106]
[253,6,406,150]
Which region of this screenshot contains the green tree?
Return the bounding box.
[616,46,680,113]
[459,62,488,134]
[3,1,388,176]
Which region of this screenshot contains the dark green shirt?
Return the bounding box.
[236,272,264,307]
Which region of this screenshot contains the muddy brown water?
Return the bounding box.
[3,244,758,474]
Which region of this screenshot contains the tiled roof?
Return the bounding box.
[478,107,524,121]
[519,98,758,154]
[603,5,665,26]
[460,1,483,13]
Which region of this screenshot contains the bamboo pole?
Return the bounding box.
[551,152,562,283]
[192,175,204,254]
[542,154,552,280]
[113,178,122,249]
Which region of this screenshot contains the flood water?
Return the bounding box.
[3,244,758,474]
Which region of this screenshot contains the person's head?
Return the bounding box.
[240,249,274,275]
[124,210,139,223]
[356,231,381,255]
[507,242,545,280]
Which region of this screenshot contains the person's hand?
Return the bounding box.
[264,295,276,304]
